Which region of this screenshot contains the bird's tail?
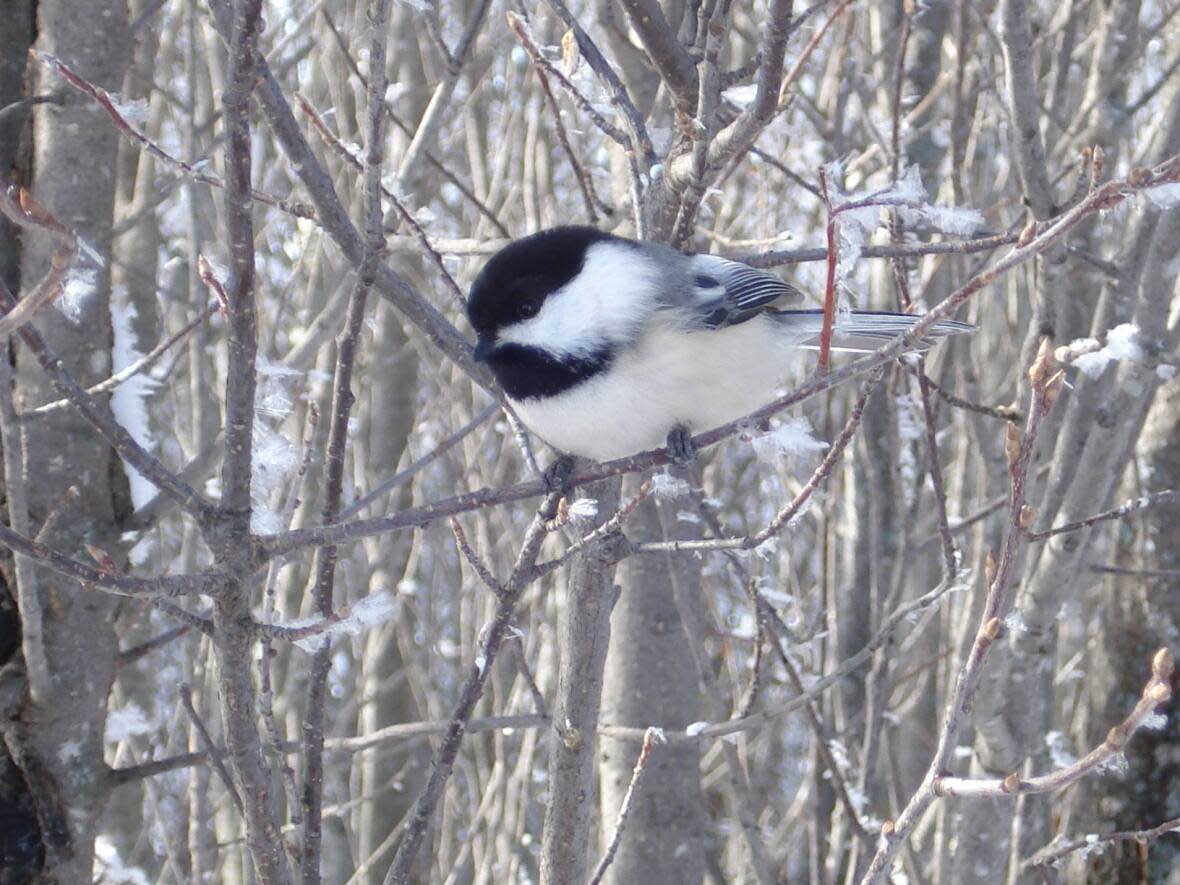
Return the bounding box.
[770,309,973,353]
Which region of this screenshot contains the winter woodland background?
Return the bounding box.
[2,0,1180,883]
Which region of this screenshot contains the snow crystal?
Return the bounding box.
[1002,610,1028,633]
[110,294,158,509]
[651,472,690,501]
[95,835,151,885]
[1075,834,1108,860]
[895,394,925,442]
[1096,752,1129,776]
[905,204,984,236]
[685,721,710,737]
[255,356,302,417]
[752,415,829,461]
[58,740,82,764]
[1139,711,1168,732]
[126,534,157,568]
[291,593,400,653]
[1144,182,1180,209]
[1045,730,1077,768]
[568,498,599,520]
[109,95,150,127]
[106,704,154,741]
[722,84,760,108]
[758,586,794,608]
[251,356,301,532]
[1106,323,1145,360]
[250,422,296,534]
[57,265,97,322]
[1073,323,1144,377]
[1158,364,1177,381]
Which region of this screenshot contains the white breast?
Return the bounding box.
[508,315,802,462]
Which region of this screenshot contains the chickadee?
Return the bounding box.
[467,226,970,463]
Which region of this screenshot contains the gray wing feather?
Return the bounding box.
[687,255,804,329]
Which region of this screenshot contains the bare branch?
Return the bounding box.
[588,727,666,885]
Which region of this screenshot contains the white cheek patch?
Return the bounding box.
[497,242,657,358]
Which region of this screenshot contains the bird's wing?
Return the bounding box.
[684,255,805,329]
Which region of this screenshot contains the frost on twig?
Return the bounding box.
[259,593,401,653]
[1059,323,1145,378]
[821,162,984,309]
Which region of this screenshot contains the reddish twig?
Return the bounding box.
[0,183,77,335]
[936,649,1172,799]
[860,340,1066,884]
[36,51,315,220]
[588,728,666,885]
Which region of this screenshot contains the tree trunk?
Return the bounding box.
[2,0,130,881]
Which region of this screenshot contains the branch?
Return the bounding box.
[180,683,243,816]
[0,521,218,596]
[22,302,217,418]
[1024,814,1180,872]
[208,4,292,884]
[860,339,1066,884]
[1026,490,1178,542]
[617,0,698,108]
[0,182,77,336]
[340,404,496,519]
[588,727,666,885]
[599,573,968,744]
[206,0,492,390]
[383,492,567,884]
[537,0,656,164]
[258,157,1180,561]
[300,1,392,879]
[632,363,885,553]
[318,9,510,237]
[35,52,316,220]
[0,256,211,520]
[935,648,1173,799]
[506,13,631,149]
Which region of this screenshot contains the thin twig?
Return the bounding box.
[860,340,1065,883]
[1024,812,1180,871]
[1026,490,1178,542]
[935,649,1172,799]
[23,302,217,418]
[588,728,666,885]
[338,404,497,520]
[301,1,391,878]
[0,279,211,521]
[383,492,566,884]
[180,683,244,815]
[36,52,316,220]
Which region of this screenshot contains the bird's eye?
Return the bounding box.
[517,299,541,320]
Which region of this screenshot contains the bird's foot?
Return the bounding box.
[542,454,577,496]
[665,425,697,465]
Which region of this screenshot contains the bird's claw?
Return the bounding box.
[543,454,577,496]
[665,425,696,465]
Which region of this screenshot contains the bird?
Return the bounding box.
[467,226,971,463]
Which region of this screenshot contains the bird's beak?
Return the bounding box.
[473,337,495,362]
